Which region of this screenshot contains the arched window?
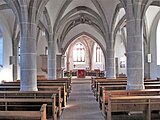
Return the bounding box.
[73,43,85,62]
[95,43,102,63]
[157,19,160,65]
[0,29,3,67]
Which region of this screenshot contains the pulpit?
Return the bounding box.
[77,69,85,78]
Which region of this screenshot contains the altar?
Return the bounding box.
[77,69,85,78]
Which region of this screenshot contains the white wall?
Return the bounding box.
[0,12,13,82]
[37,33,48,55]
[37,33,48,76]
[150,11,160,79]
[92,44,105,71]
[115,32,126,75]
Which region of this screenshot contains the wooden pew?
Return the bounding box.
[95,79,160,94]
[145,79,160,82]
[92,79,127,95]
[116,76,127,79]
[107,95,160,120]
[98,84,160,114]
[98,84,160,102]
[5,81,69,91]
[92,77,159,92]
[0,90,62,116]
[101,89,160,117]
[18,78,71,93]
[3,81,69,98]
[0,104,47,120]
[91,77,106,90]
[37,78,71,93]
[95,81,127,99]
[96,81,160,101]
[0,86,66,114]
[0,83,67,107]
[0,94,57,120]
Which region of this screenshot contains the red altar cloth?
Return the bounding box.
[77,69,85,78]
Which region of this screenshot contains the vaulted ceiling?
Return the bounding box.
[0,0,160,54]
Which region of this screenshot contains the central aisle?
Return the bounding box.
[59,78,105,120]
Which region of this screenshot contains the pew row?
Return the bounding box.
[0,90,62,116]
[0,84,67,108]
[96,82,160,102]
[92,77,160,92]
[0,95,57,120]
[3,81,70,97]
[94,80,160,97]
[107,95,160,120]
[16,78,71,94]
[0,104,47,120]
[101,89,160,117]
[98,84,160,109]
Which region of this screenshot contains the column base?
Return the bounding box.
[126,84,145,90]
[20,85,38,91]
[106,68,115,79]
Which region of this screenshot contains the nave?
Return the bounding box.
[59,78,104,120]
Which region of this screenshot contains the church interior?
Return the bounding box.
[0,0,160,120]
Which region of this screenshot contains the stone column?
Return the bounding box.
[89,61,92,70]
[13,39,18,81]
[56,54,62,78]
[115,57,119,77]
[106,49,115,78]
[48,39,56,80]
[19,1,39,91]
[61,55,65,77]
[20,22,38,91]
[5,0,48,91]
[126,0,145,90]
[66,62,70,72]
[144,44,150,79]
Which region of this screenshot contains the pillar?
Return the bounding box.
[126,0,145,90]
[48,39,56,80]
[20,22,38,91]
[13,38,18,81]
[115,57,119,77]
[56,54,62,78]
[106,49,115,78]
[6,0,48,91]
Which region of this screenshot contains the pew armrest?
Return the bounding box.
[40,104,47,120]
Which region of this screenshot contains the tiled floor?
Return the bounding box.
[59,78,105,120]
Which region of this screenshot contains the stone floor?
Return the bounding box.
[59,78,105,120]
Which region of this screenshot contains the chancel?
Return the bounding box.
[0,0,160,120]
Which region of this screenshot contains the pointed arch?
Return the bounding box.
[4,0,20,23]
[62,32,106,60]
